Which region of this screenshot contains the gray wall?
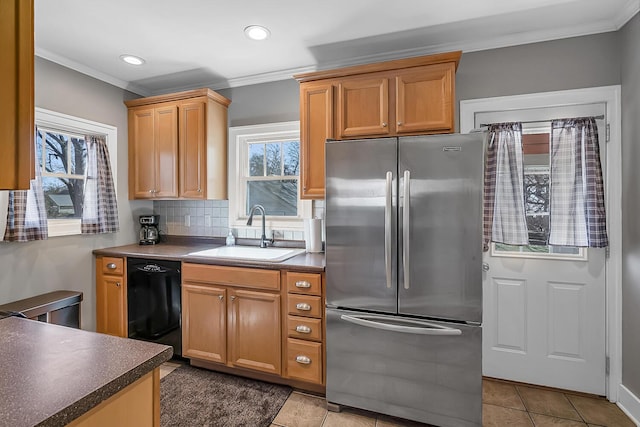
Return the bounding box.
[621,12,640,397]
[0,58,152,331]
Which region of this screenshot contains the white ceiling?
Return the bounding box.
[35,0,639,96]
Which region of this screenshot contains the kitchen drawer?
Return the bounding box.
[287,315,322,341]
[182,263,280,291]
[288,294,322,318]
[100,257,124,276]
[287,338,323,384]
[286,272,321,296]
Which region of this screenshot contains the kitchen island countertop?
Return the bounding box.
[0,317,172,427]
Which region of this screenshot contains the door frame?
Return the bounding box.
[460,85,622,402]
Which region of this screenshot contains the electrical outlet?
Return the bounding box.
[184,215,190,227]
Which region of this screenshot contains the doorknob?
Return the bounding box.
[482,262,490,272]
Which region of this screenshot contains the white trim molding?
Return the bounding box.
[461,85,623,402]
[618,384,640,425]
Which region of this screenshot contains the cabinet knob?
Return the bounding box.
[197,188,202,193]
[230,296,236,301]
[382,122,388,127]
[295,280,311,289]
[115,282,121,287]
[296,325,312,334]
[218,295,224,301]
[149,190,154,194]
[296,303,311,311]
[295,355,311,365]
[106,263,117,270]
[397,121,403,126]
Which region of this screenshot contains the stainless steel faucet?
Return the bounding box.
[246,204,272,248]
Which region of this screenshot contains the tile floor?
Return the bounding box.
[160,364,636,427]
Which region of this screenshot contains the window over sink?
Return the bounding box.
[228,121,311,231]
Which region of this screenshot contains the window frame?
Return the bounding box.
[35,108,117,237]
[228,121,311,231]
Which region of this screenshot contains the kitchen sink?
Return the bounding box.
[187,246,305,262]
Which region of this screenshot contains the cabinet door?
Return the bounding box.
[154,105,179,198]
[96,275,126,337]
[395,63,455,134]
[300,82,333,200]
[182,283,227,363]
[179,101,206,199]
[129,108,156,199]
[337,76,389,138]
[228,289,281,375]
[0,0,34,191]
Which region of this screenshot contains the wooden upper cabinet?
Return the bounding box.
[395,63,455,134]
[125,89,230,200]
[337,76,389,138]
[295,51,461,200]
[0,0,34,190]
[300,82,333,199]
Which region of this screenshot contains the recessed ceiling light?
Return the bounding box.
[119,54,145,66]
[244,25,271,41]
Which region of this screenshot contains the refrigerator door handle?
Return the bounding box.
[340,314,462,336]
[402,170,411,290]
[385,171,393,289]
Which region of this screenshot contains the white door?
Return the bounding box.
[479,108,608,395]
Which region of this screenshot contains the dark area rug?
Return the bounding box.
[160,365,292,427]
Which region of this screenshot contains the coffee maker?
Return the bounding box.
[139,215,160,245]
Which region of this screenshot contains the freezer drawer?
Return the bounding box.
[326,308,482,427]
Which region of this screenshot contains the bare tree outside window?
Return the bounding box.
[36,129,87,219]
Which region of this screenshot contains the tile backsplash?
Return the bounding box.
[153,200,324,241]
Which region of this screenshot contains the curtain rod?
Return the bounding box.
[479,115,605,127]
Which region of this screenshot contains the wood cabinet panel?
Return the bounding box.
[182,263,280,290]
[287,315,322,341]
[395,63,455,134]
[286,272,321,296]
[181,283,227,363]
[179,101,206,198]
[287,294,322,318]
[154,106,179,198]
[337,76,389,138]
[129,108,156,198]
[228,289,281,375]
[96,257,126,338]
[286,338,322,384]
[300,82,333,199]
[0,0,34,190]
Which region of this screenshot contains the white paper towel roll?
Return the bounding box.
[304,218,323,253]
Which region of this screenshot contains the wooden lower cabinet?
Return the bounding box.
[181,264,282,376]
[287,338,323,384]
[95,256,127,337]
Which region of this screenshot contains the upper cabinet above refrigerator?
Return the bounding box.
[294,51,461,200]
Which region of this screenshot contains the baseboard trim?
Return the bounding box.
[618,384,640,426]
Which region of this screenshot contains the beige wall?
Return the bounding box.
[0,57,153,331]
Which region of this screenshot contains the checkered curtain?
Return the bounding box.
[4,136,48,242]
[81,135,119,234]
[483,123,529,251]
[548,117,608,247]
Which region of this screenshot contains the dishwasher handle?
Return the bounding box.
[340,314,462,336]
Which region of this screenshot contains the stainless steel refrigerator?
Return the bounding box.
[325,134,484,427]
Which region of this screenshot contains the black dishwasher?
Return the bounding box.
[127,258,181,357]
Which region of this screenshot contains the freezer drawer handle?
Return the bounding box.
[296,355,312,365]
[340,314,462,336]
[385,171,393,289]
[296,325,312,334]
[402,170,411,290]
[296,303,312,311]
[295,280,312,289]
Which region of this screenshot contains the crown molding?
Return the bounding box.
[35,48,151,96]
[614,0,640,29]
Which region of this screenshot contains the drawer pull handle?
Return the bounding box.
[296,325,311,334]
[295,280,312,289]
[296,303,311,311]
[296,355,311,365]
[106,263,117,270]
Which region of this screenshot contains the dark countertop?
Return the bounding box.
[92,237,325,272]
[0,317,172,427]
